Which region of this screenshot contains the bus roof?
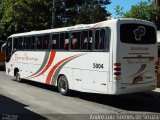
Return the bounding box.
[8,18,154,38]
[8,19,117,38]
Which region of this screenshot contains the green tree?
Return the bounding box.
[115,0,160,29]
[124,1,155,21]
[45,0,111,27]
[0,0,4,19]
[0,0,50,38]
[0,0,111,40]
[65,0,111,26]
[114,5,124,18]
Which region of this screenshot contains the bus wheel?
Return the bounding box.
[16,72,21,82]
[58,76,69,95]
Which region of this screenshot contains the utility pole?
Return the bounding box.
[51,0,55,28]
[154,0,160,10]
[155,0,160,20]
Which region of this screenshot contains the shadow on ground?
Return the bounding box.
[0,66,5,71]
[20,79,58,92]
[0,94,48,120]
[70,91,160,113]
[20,79,160,113]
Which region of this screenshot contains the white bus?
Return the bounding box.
[5,18,157,95]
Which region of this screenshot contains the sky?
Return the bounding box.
[107,0,148,18]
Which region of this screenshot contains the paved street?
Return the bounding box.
[0,68,160,120]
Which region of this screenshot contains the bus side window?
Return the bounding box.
[37,36,43,49]
[43,34,50,49]
[52,34,60,49]
[95,29,105,50]
[13,38,18,50]
[18,37,24,50]
[71,32,81,50]
[105,28,110,51]
[88,30,93,50]
[64,33,69,50]
[59,33,65,49]
[31,36,36,50]
[100,29,105,49]
[24,37,31,50]
[81,31,88,50]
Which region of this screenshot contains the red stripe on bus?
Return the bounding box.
[45,54,80,84]
[33,51,56,78]
[132,64,146,76]
[132,71,148,84]
[90,23,100,28]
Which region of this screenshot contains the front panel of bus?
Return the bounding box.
[114,20,157,94]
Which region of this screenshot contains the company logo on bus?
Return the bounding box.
[133,26,146,41]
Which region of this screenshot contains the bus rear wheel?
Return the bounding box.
[57,76,69,95]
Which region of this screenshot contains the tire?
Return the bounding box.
[57,76,69,95]
[15,72,22,82]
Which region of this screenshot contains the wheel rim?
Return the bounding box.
[59,78,67,93]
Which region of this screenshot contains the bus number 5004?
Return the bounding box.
[93,63,104,69]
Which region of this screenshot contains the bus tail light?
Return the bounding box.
[114,63,121,80]
[155,66,158,73]
[114,72,121,76]
[155,70,157,74]
[114,63,121,67]
[155,66,158,69]
[155,61,159,74]
[114,68,121,71]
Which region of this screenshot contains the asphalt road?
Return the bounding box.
[0,68,160,120]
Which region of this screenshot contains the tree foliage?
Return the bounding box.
[0,0,50,39]
[0,0,111,40]
[115,0,160,29]
[63,0,111,26]
[124,1,155,21]
[46,0,111,27]
[114,5,124,18]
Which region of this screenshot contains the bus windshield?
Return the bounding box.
[120,23,156,44]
